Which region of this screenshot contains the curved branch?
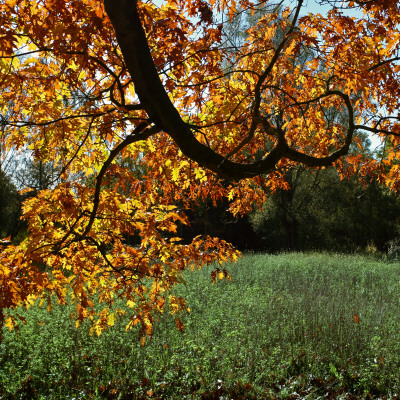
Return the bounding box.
[55,122,160,250]
[369,57,400,71]
[80,123,159,239]
[88,56,143,111]
[285,89,355,167]
[102,0,289,179]
[355,124,400,137]
[103,0,355,180]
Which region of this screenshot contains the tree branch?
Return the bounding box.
[102,0,364,180]
[80,123,159,239]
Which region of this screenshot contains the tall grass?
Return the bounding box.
[1,253,400,399]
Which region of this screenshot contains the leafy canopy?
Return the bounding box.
[0,0,399,336]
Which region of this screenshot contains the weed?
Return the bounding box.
[1,252,400,399]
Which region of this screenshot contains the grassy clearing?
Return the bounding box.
[1,252,400,399]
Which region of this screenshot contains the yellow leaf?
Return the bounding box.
[125,320,135,331]
[68,59,79,71]
[1,265,10,276]
[95,323,102,336]
[78,70,87,81]
[16,35,29,48]
[11,57,20,69]
[25,294,36,309]
[194,168,206,182]
[171,167,180,182]
[108,313,115,326]
[228,189,235,201]
[126,84,136,98]
[85,167,94,176]
[5,317,15,331]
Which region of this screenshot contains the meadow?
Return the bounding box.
[1,252,400,399]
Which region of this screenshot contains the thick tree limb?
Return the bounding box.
[103,0,353,180]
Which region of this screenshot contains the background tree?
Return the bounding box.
[13,158,60,192]
[0,0,400,335]
[251,167,400,252]
[0,171,21,240]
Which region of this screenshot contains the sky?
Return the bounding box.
[303,0,363,17]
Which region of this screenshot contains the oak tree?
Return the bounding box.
[1,0,399,336]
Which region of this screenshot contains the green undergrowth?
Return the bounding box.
[2,252,400,399]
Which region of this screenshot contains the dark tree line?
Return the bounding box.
[178,167,400,254]
[250,167,400,253]
[1,161,399,254]
[0,159,59,242]
[0,171,22,240]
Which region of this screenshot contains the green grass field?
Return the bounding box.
[2,252,400,399]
